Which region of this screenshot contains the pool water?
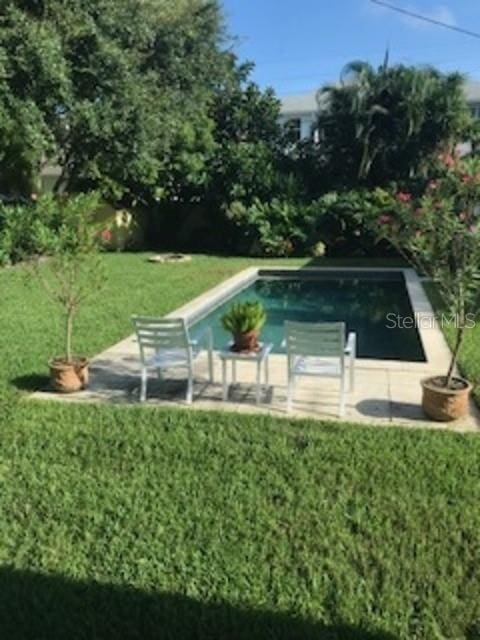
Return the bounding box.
[191,273,426,361]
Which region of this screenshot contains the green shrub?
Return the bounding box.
[224,189,397,259]
[311,190,393,257]
[226,198,316,257]
[0,195,61,265]
[0,202,42,265]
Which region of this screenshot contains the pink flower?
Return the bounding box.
[100,228,112,243]
[427,180,438,191]
[396,191,412,203]
[378,214,393,225]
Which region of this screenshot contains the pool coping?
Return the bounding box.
[164,266,452,373]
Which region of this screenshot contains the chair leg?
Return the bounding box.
[255,360,261,405]
[208,348,214,383]
[349,353,355,392]
[186,369,194,404]
[140,367,148,403]
[339,374,346,417]
[287,373,294,412]
[222,358,228,401]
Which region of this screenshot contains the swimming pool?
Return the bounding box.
[190,269,426,362]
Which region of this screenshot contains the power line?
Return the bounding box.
[370,0,480,40]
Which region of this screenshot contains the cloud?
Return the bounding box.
[366,2,457,31]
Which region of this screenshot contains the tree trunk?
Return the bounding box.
[445,324,466,388]
[66,308,74,363]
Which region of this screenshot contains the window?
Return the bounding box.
[470,105,480,119]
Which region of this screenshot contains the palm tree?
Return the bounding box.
[315,59,469,186]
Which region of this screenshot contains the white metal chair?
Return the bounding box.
[284,321,356,417]
[131,316,214,404]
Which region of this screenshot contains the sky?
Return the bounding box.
[222,0,480,96]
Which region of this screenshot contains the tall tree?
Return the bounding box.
[0,0,223,202]
[207,57,284,208]
[312,61,471,190]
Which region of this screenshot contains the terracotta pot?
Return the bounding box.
[421,376,472,421]
[49,357,89,393]
[231,330,260,353]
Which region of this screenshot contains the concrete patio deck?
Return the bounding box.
[32,266,479,432]
[33,344,479,431]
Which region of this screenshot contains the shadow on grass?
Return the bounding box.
[11,373,50,393]
[0,566,398,640]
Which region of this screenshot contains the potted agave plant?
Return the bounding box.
[31,193,106,393]
[221,301,267,353]
[372,155,480,421]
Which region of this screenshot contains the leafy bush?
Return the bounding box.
[0,196,59,265]
[226,198,316,257]
[369,156,480,388]
[221,301,267,335]
[310,190,394,257]
[224,189,397,259]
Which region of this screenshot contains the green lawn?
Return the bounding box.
[1,254,480,640]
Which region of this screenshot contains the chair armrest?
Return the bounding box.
[345,332,356,356]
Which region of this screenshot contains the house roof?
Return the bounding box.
[280,80,480,115]
[280,91,319,115]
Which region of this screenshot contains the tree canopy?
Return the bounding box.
[0,0,227,201]
[313,60,472,189]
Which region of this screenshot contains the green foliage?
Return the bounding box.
[221,300,267,335]
[227,197,316,257]
[0,4,69,195]
[0,0,223,202]
[311,61,471,190]
[30,192,106,361]
[310,190,393,257]
[0,201,40,265]
[206,60,284,207]
[369,156,480,385]
[224,189,397,258]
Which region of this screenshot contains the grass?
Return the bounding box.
[1,253,480,639]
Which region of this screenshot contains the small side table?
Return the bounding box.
[219,343,273,405]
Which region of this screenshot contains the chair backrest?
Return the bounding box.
[285,321,345,358]
[132,316,190,360]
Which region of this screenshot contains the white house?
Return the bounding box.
[280,80,480,142]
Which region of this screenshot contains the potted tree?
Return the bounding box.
[31,193,106,393]
[221,301,267,353]
[372,156,480,420]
